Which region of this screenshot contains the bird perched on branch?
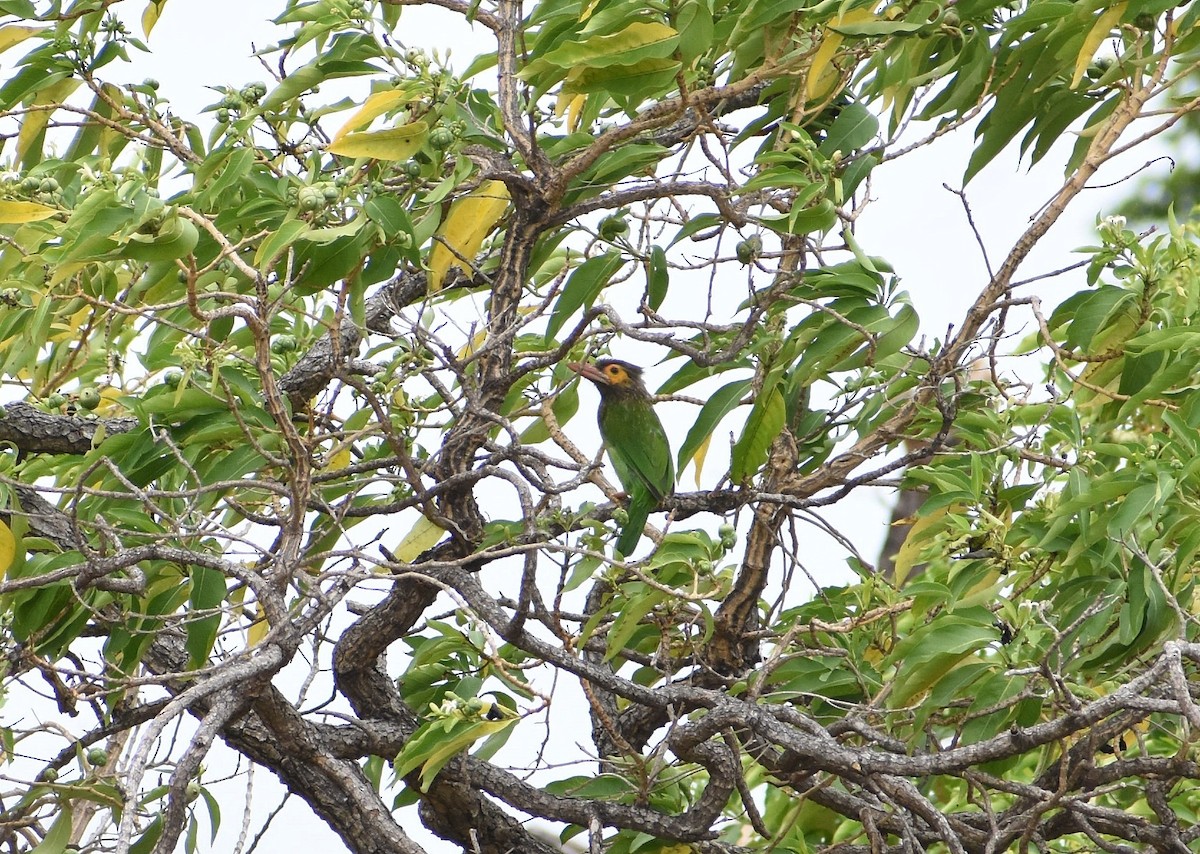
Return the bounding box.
[569,359,674,557]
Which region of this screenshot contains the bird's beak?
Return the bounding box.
[567,361,607,385]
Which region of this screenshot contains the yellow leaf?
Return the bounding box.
[0,520,15,580]
[142,0,168,38]
[327,446,352,471]
[327,122,428,161]
[247,601,269,647]
[0,25,44,55]
[806,8,875,101]
[393,515,446,563]
[1072,1,1127,89]
[331,89,414,142]
[427,180,511,292]
[18,78,81,164]
[0,199,59,223]
[690,432,712,488]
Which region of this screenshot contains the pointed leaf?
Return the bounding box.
[427,180,510,291]
[731,386,785,482]
[394,515,446,562]
[332,89,416,142]
[0,24,43,55]
[0,199,58,223]
[0,520,17,581]
[545,251,623,342]
[677,379,750,479]
[328,122,428,160]
[142,0,168,38]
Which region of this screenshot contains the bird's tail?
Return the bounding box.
[616,493,653,558]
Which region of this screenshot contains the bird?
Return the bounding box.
[569,359,674,557]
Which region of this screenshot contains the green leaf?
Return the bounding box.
[186,565,225,669]
[31,805,73,854]
[254,215,310,272]
[677,379,750,474]
[819,102,879,155]
[545,251,624,342]
[605,585,665,661]
[731,386,785,482]
[646,245,668,310]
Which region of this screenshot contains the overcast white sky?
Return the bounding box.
[30,2,1174,851]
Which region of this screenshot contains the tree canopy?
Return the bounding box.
[3,0,1200,852]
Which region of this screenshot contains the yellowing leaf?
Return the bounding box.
[541,21,678,69]
[247,601,269,647]
[18,78,82,164]
[142,0,168,38]
[806,8,875,101]
[327,122,428,161]
[327,446,352,471]
[427,180,510,291]
[332,89,414,142]
[0,520,14,580]
[0,199,59,223]
[554,92,587,132]
[891,505,948,586]
[1072,1,1127,89]
[0,25,44,54]
[691,432,712,488]
[393,515,446,563]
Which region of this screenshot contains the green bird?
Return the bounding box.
[570,359,675,557]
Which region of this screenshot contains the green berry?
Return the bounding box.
[162,370,182,388]
[735,235,763,265]
[271,334,298,354]
[46,393,66,410]
[86,747,109,766]
[297,186,324,212]
[599,215,630,241]
[78,388,101,411]
[429,126,454,149]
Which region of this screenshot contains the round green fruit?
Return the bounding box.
[163,370,182,388]
[86,747,109,766]
[297,186,324,212]
[271,335,298,354]
[78,388,101,411]
[429,126,454,149]
[46,393,66,410]
[599,215,630,241]
[735,235,763,265]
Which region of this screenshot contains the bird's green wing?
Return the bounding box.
[600,396,675,501]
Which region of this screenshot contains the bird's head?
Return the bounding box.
[568,359,650,399]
